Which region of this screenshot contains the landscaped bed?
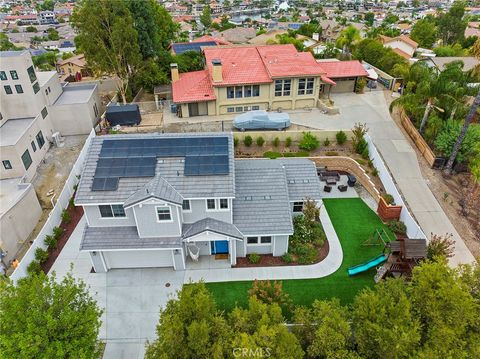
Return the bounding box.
[206,198,394,313]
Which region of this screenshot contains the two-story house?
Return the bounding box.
[75,132,322,272]
[171,44,337,118]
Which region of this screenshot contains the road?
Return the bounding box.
[290,91,476,266]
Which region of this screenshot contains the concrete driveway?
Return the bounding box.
[49,217,184,359]
[291,91,475,266]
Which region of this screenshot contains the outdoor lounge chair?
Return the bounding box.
[338,185,348,192]
[187,245,200,261]
[324,185,332,192]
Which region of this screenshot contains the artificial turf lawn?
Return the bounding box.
[206,198,395,312]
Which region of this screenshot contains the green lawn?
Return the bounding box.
[206,198,394,312]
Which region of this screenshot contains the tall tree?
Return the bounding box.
[336,25,361,56]
[410,18,437,48]
[71,0,141,104]
[200,6,212,30]
[437,1,468,45]
[0,273,103,358]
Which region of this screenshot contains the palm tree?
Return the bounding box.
[336,25,360,57]
[443,91,480,174]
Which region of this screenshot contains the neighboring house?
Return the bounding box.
[56,54,90,81]
[421,56,480,73]
[380,35,418,59]
[75,132,322,272]
[316,60,368,93]
[38,10,56,24]
[212,27,257,44]
[171,44,337,118]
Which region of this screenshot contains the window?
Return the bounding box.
[227,107,235,113]
[93,103,98,117]
[235,106,243,112]
[244,85,252,97]
[15,84,23,94]
[252,105,260,110]
[99,204,126,218]
[219,198,229,209]
[41,107,48,119]
[10,70,18,80]
[33,82,40,94]
[36,131,45,149]
[2,160,12,170]
[274,79,291,96]
[260,236,272,244]
[253,85,260,97]
[4,85,12,95]
[27,66,37,83]
[31,141,37,152]
[206,199,216,210]
[21,149,32,170]
[182,200,191,211]
[227,87,235,99]
[247,237,258,244]
[235,86,243,98]
[247,236,272,245]
[293,201,304,213]
[227,85,260,99]
[243,106,250,111]
[156,206,171,221]
[319,84,325,93]
[0,71,6,80]
[298,78,314,95]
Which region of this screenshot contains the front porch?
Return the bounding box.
[186,255,231,270]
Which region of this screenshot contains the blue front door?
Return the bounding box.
[211,240,229,254]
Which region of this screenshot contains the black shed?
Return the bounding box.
[105,104,141,126]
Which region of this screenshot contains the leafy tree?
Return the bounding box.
[248,280,293,316]
[268,33,305,51]
[410,18,437,48]
[38,0,55,11]
[200,6,212,30]
[230,297,304,359]
[437,1,468,45]
[427,233,455,260]
[352,279,421,358]
[0,33,20,51]
[297,23,321,38]
[32,51,58,71]
[134,59,168,92]
[145,282,232,359]
[336,25,361,56]
[435,119,480,164]
[354,38,406,73]
[0,273,103,358]
[364,12,375,27]
[47,28,59,41]
[434,43,467,57]
[72,0,141,104]
[383,13,399,25]
[25,25,37,33]
[174,50,205,73]
[61,51,75,60]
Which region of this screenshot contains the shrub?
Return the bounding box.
[248,253,261,264]
[356,138,369,155]
[44,234,58,250]
[263,151,282,159]
[351,122,369,152]
[61,209,71,224]
[382,193,395,205]
[256,136,265,147]
[243,135,253,147]
[293,244,317,264]
[52,226,64,240]
[361,146,370,159]
[234,137,239,147]
[273,137,280,147]
[325,151,338,156]
[27,260,42,276]
[355,77,367,93]
[387,220,407,234]
[367,159,374,168]
[282,253,294,263]
[427,233,455,260]
[372,168,379,177]
[69,197,75,208]
[299,132,320,151]
[336,130,347,145]
[283,151,310,157]
[34,247,49,264]
[323,137,330,146]
[248,280,293,315]
[285,136,292,147]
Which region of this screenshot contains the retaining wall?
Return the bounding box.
[234,130,353,143]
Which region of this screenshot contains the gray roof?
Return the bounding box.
[53,84,97,105]
[233,159,293,235]
[0,117,35,146]
[183,217,243,240]
[279,158,322,201]
[0,50,29,58]
[75,133,235,205]
[80,226,182,250]
[430,57,479,72]
[124,175,183,208]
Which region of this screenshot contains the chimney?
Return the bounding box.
[312,32,319,41]
[170,63,179,82]
[212,59,223,82]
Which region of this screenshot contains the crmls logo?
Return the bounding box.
[233,347,272,357]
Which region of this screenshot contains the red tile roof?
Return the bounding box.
[381,35,418,49]
[317,60,368,78]
[193,35,232,46]
[172,70,216,103]
[392,48,411,59]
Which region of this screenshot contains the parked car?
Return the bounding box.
[233,110,291,131]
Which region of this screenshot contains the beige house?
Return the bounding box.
[381,35,418,59]
[56,54,90,82]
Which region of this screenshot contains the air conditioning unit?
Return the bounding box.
[52,132,64,147]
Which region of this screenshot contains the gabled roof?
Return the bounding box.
[182,218,243,240]
[279,159,323,201]
[172,70,216,103]
[381,34,418,49]
[193,35,232,45]
[392,48,411,59]
[124,175,183,208]
[317,60,369,78]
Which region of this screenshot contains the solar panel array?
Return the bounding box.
[172,41,217,54]
[91,137,230,191]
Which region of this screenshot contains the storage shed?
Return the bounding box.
[105,104,141,126]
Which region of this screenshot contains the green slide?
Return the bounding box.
[347,254,387,276]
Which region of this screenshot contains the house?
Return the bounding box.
[380,34,418,59]
[74,132,322,272]
[56,54,90,81]
[421,56,480,73]
[171,44,337,117]
[212,27,257,44]
[316,60,369,93]
[38,11,56,25]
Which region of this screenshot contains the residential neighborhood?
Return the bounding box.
[0,1,479,359]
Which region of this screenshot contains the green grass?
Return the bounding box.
[206,198,394,312]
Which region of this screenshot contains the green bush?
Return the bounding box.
[256,136,265,147]
[281,253,294,263]
[382,193,395,205]
[325,151,338,156]
[52,226,64,240]
[355,138,369,155]
[292,244,317,264]
[273,137,280,147]
[367,159,374,168]
[44,234,58,250]
[299,132,320,151]
[27,260,42,276]
[263,151,282,159]
[34,248,49,264]
[61,209,71,224]
[69,197,75,208]
[323,137,330,146]
[244,135,253,147]
[372,168,379,177]
[361,146,370,160]
[234,137,239,147]
[248,253,261,264]
[387,220,407,235]
[285,137,292,147]
[336,130,347,145]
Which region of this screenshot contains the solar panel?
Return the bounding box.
[91,177,119,191]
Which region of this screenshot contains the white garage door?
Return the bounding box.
[331,78,356,93]
[103,250,174,269]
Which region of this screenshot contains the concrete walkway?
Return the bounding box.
[184,202,343,283]
[291,92,476,266]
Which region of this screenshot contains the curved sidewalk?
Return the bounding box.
[183,203,344,284]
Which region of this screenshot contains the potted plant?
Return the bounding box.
[377,193,402,222]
